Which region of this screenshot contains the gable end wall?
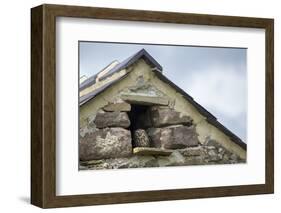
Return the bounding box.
[80,59,246,159]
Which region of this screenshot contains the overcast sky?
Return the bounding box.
[79,42,247,142]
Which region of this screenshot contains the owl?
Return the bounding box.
[133,129,150,147]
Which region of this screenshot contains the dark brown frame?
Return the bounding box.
[31,4,274,208]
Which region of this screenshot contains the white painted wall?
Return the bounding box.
[0,0,279,212]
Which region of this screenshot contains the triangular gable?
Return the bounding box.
[80,49,246,150]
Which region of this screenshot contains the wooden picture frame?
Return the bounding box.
[31,4,274,208]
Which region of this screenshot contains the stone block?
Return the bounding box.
[147,125,199,149]
[79,127,132,160]
[149,106,193,127]
[94,111,130,128]
[179,146,204,157]
[157,151,185,167]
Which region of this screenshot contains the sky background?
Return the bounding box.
[79,42,247,142]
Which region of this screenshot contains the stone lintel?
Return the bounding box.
[103,102,131,112]
[121,94,169,106]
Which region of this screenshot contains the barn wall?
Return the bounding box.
[80,59,246,160]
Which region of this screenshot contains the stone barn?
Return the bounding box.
[79,49,246,170]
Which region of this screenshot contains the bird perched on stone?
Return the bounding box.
[133,129,150,147]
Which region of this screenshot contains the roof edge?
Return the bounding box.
[98,48,163,81]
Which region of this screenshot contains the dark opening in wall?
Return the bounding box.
[128,104,151,147]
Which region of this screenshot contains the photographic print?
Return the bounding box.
[79,42,247,170]
[31,5,273,207]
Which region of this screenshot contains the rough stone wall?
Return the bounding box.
[79,59,246,170]
[79,103,245,170]
[80,108,133,161]
[80,141,245,170]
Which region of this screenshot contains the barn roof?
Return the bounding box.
[79,49,246,150]
[80,49,162,91]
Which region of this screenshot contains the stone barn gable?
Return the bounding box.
[79,49,246,169]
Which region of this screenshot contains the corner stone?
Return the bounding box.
[79,127,132,160]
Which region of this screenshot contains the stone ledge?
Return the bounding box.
[133,147,173,156]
